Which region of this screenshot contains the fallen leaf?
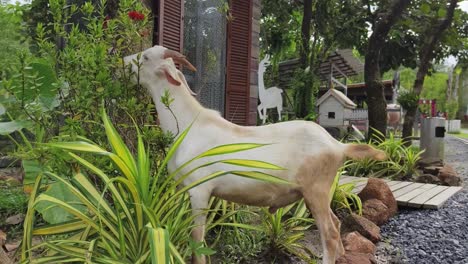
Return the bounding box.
[5,241,19,252]
[0,230,6,245]
[5,214,24,225]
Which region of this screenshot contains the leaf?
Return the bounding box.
[220,159,285,170]
[0,120,32,135]
[195,247,216,257]
[35,181,87,224]
[420,3,431,14]
[197,143,269,158]
[231,171,291,185]
[46,141,108,154]
[5,214,24,225]
[147,224,169,264]
[5,241,19,252]
[437,8,447,18]
[22,160,43,193]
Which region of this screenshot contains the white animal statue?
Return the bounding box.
[124,46,386,264]
[257,55,283,124]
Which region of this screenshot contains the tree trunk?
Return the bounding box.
[364,0,411,140]
[295,0,312,118]
[402,106,417,145]
[401,0,458,144]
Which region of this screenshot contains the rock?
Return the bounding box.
[0,157,20,168]
[415,174,441,184]
[362,199,391,226]
[0,167,23,183]
[422,166,442,175]
[438,164,462,186]
[342,213,381,243]
[4,241,20,252]
[336,252,376,264]
[417,158,443,168]
[5,214,24,225]
[342,231,376,254]
[358,178,397,219]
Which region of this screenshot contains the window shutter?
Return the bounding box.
[156,0,184,53]
[225,0,253,125]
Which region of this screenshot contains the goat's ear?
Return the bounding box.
[162,67,181,86]
[158,64,181,86]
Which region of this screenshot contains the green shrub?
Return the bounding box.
[259,200,316,262]
[330,171,362,215]
[22,109,288,263]
[445,99,459,120]
[0,184,27,217]
[344,130,424,180]
[397,90,419,110]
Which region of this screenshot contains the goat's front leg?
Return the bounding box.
[189,189,211,264]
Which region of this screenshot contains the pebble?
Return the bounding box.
[375,137,468,264]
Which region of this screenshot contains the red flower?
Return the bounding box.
[128,11,145,21]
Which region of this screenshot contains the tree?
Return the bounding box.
[401,0,460,144]
[363,0,412,139]
[261,0,366,118]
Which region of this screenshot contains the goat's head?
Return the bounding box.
[123,45,197,94]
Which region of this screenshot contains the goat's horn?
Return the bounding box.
[164,49,197,72]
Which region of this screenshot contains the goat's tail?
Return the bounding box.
[343,144,387,161]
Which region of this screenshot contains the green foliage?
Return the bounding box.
[0,0,174,204]
[330,171,362,215]
[397,89,419,110]
[0,2,28,77]
[260,200,316,262]
[445,99,458,120]
[0,184,28,217]
[211,226,266,264]
[344,130,424,180]
[22,109,289,263]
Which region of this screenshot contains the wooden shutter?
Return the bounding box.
[156,0,184,53]
[225,0,253,125]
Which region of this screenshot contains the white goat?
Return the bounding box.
[124,46,386,264]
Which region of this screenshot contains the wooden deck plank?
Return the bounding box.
[393,183,425,198]
[389,181,413,192]
[342,176,461,209]
[423,187,463,209]
[385,181,401,187]
[396,184,437,206]
[407,185,449,208]
[352,185,366,194]
[353,180,369,188]
[339,176,361,184]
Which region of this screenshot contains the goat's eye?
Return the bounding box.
[143,55,149,61]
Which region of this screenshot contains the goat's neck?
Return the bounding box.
[147,81,204,136]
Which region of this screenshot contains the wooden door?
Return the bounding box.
[225,0,254,125]
[156,0,184,53]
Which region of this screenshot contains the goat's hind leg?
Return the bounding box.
[330,208,344,257]
[303,190,341,264]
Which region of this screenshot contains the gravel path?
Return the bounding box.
[376,136,468,264]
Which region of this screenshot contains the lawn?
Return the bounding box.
[454,133,468,139]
